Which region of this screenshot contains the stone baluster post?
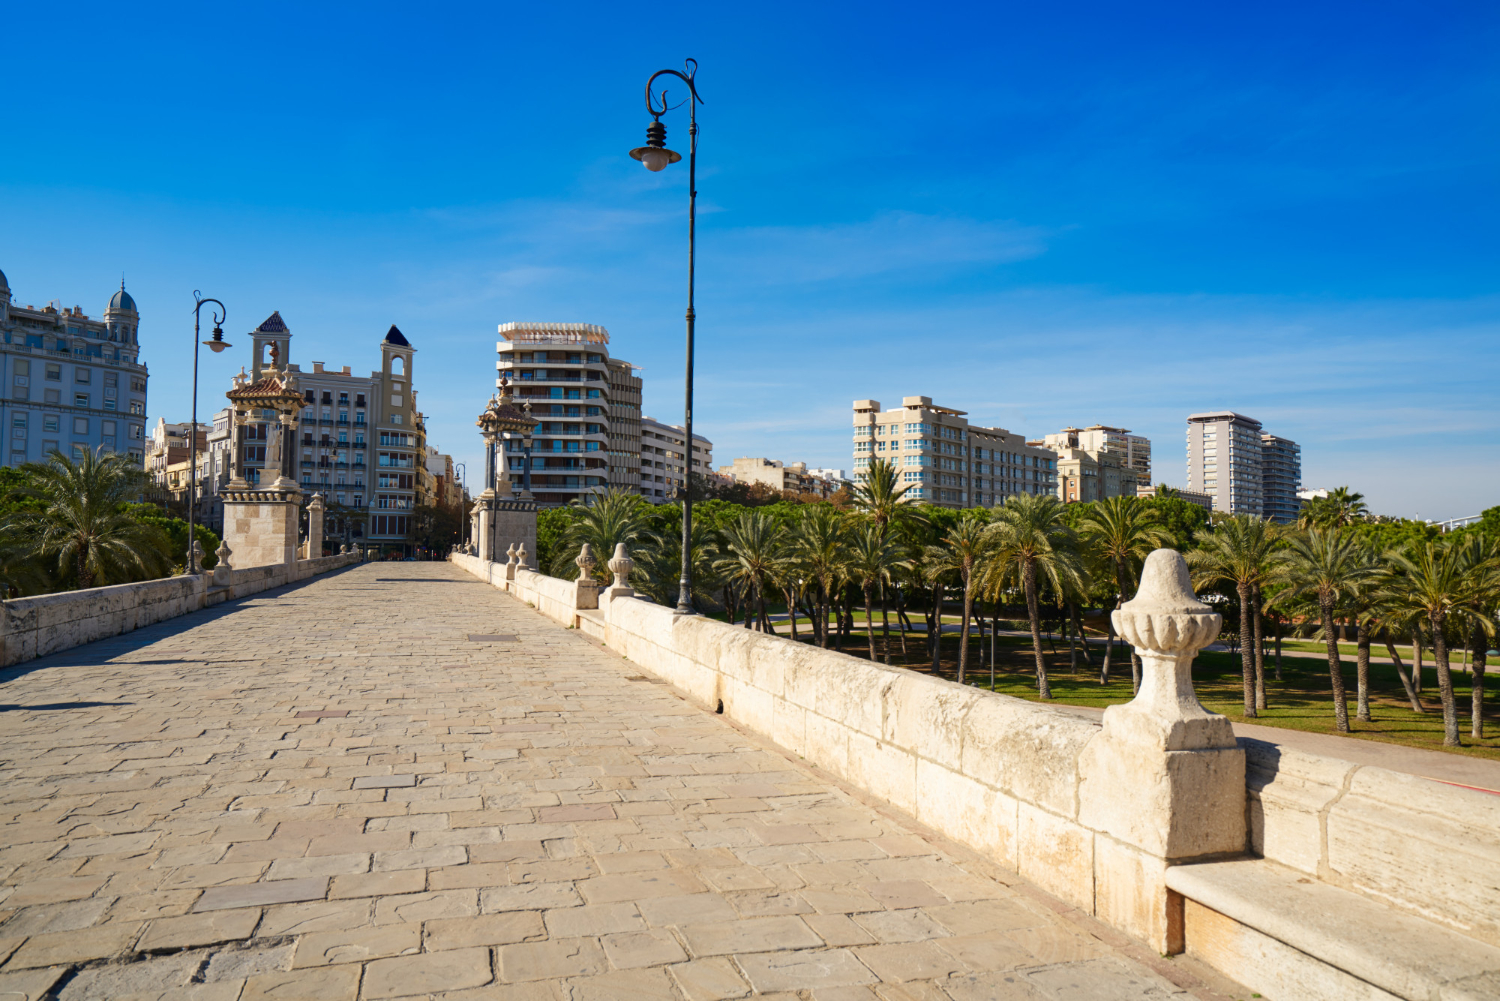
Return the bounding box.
[211,542,234,587]
[306,493,325,560]
[605,543,635,601]
[574,544,600,610]
[1077,548,1244,953]
[504,543,519,582]
[515,542,529,572]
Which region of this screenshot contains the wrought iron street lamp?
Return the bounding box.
[630,58,702,614]
[188,292,230,575]
[520,400,534,500]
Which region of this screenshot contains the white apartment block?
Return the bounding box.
[2,268,149,469]
[1186,411,1264,515]
[641,416,712,503]
[1033,425,1149,504]
[717,457,842,498]
[495,322,621,508]
[852,396,1056,509]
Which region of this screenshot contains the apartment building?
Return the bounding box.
[717,457,820,497]
[223,312,429,552]
[1,269,149,469]
[1136,483,1214,513]
[495,322,624,507]
[1032,426,1148,504]
[852,396,1056,509]
[1186,411,1265,515]
[1260,434,1302,524]
[425,446,467,511]
[606,358,643,494]
[640,416,713,502]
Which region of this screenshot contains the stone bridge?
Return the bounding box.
[0,555,1494,1001]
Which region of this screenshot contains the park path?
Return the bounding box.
[0,561,1247,1000]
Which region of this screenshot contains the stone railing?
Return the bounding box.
[1,549,362,668]
[452,544,1500,1000]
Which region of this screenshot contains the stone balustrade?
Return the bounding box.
[450,545,1500,1001]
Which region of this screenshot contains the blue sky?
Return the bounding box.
[2,1,1495,519]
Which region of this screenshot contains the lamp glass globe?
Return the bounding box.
[641,148,672,172]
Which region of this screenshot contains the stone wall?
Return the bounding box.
[0,552,362,668]
[1246,738,1500,948]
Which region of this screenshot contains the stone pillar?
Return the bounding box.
[221,480,302,570]
[574,544,600,610]
[476,504,494,562]
[306,493,325,560]
[492,499,537,571]
[1077,548,1244,953]
[212,542,234,587]
[515,542,529,572]
[605,543,635,601]
[504,544,518,582]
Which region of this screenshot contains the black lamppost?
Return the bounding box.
[189,292,230,574]
[454,461,467,549]
[631,58,702,614]
[520,400,534,499]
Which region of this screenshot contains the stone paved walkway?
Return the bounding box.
[0,562,1250,1000]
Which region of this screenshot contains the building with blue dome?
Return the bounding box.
[0,270,150,468]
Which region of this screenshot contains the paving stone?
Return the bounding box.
[292,922,421,967]
[328,869,425,899]
[854,941,967,983]
[201,942,296,981]
[194,877,328,911]
[352,774,417,789]
[568,966,677,999]
[0,966,69,1001]
[668,957,752,1000]
[737,948,879,992]
[601,928,688,968]
[364,946,493,997]
[139,907,262,950]
[241,963,361,1000]
[426,910,544,950]
[4,923,140,969]
[257,898,371,937]
[496,937,607,982]
[57,950,202,999]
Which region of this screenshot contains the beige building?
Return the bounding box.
[640,416,712,503]
[852,396,1056,509]
[1032,425,1149,504]
[717,457,844,499]
[231,312,431,552]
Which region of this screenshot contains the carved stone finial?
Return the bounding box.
[575,543,597,579]
[608,543,634,589]
[515,542,529,570]
[505,543,518,566]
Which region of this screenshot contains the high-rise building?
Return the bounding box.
[852,396,1056,509]
[1260,434,1302,524]
[1032,425,1149,504]
[717,457,842,498]
[495,322,627,507]
[1186,411,1264,515]
[1,269,150,469]
[606,358,643,494]
[640,416,712,503]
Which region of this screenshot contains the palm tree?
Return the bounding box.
[924,514,991,683]
[853,457,927,650]
[0,516,49,597]
[1077,496,1173,695]
[845,523,906,661]
[1279,529,1382,735]
[1450,534,1500,740]
[12,449,171,590]
[791,505,851,649]
[714,510,788,632]
[1187,515,1283,718]
[549,489,648,581]
[980,495,1081,698]
[1298,486,1370,530]
[633,518,721,609]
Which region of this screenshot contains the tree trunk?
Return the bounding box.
[1071,603,1091,666]
[879,581,891,661]
[1026,560,1050,698]
[1100,617,1115,685]
[1355,618,1372,722]
[1430,610,1460,747]
[1273,616,1283,682]
[958,576,973,685]
[1067,605,1079,674]
[929,582,944,676]
[1413,627,1424,695]
[1472,624,1487,741]
[896,593,911,656]
[758,588,770,633]
[1322,598,1350,733]
[1252,586,1266,711]
[1238,581,1257,718]
[784,587,799,642]
[1380,635,1423,712]
[990,605,999,690]
[863,583,877,662]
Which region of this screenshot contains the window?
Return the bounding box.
[72,417,89,435]
[129,401,144,415]
[12,413,28,430]
[45,364,61,381]
[105,373,117,388]
[75,393,89,408]
[75,368,91,384]
[391,413,403,424]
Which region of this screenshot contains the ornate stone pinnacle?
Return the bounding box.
[608,543,634,590]
[1112,549,1221,657]
[505,543,518,566]
[575,544,597,579]
[515,543,529,570]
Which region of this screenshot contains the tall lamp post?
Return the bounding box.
[630,57,702,614]
[520,400,534,501]
[188,292,230,574]
[453,461,466,549]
